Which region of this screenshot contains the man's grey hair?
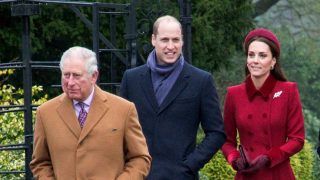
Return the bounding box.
[59,46,98,75]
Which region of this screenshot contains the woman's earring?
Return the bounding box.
[271,65,274,70]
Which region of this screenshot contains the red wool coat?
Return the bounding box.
[221,75,305,180]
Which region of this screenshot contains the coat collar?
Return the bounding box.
[140,62,191,114]
[140,66,159,112]
[158,63,190,114]
[56,85,109,143]
[78,85,109,143]
[57,94,81,138]
[245,74,277,101]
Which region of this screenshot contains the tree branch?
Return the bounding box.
[253,0,280,17]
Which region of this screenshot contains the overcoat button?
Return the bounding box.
[263,113,267,118]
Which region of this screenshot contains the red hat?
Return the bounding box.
[243,28,280,57]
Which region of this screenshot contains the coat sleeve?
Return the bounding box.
[266,83,305,167]
[29,108,56,180]
[184,74,226,172]
[221,88,240,164]
[116,103,151,180]
[119,71,129,99]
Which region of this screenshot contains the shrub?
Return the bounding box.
[0,70,48,179]
[200,150,235,180]
[291,140,318,180]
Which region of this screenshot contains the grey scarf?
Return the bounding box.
[147,49,184,105]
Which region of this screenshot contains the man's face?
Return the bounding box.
[152,21,183,65]
[61,57,98,102]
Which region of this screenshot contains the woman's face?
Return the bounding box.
[247,40,276,81]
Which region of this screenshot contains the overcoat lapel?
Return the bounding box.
[158,64,190,114]
[57,95,81,138]
[140,68,159,112]
[79,86,109,143]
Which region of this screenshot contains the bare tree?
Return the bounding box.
[253,0,320,41]
[253,0,281,17]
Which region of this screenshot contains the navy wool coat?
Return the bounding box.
[120,62,226,180]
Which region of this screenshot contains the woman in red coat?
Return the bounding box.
[221,28,305,180]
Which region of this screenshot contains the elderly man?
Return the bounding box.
[30,46,151,180]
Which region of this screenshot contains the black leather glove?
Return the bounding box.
[240,155,270,174]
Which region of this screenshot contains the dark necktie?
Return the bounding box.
[78,102,87,128]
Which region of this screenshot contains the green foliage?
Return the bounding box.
[200,150,235,180]
[192,0,253,71]
[290,140,315,180]
[279,30,320,121]
[0,6,21,63]
[303,109,320,143]
[211,52,246,108]
[0,70,48,179]
[301,109,320,179]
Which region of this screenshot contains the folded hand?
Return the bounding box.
[240,155,270,174]
[231,157,248,171]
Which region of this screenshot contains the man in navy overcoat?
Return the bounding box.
[120,15,225,180]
